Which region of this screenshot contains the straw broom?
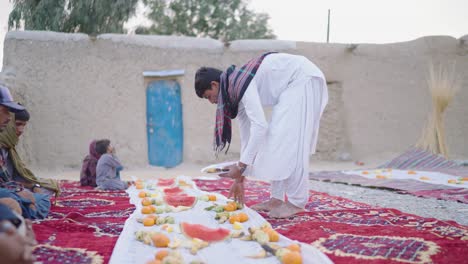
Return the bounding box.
[416,63,459,158]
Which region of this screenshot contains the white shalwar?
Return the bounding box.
[237,53,328,208]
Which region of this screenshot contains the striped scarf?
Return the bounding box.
[214,52,276,154]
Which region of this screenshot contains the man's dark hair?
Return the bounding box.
[15,109,30,122]
[95,139,111,155]
[194,67,222,98]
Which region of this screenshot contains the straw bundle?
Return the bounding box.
[416,63,459,158]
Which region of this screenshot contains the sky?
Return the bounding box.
[1,0,467,70]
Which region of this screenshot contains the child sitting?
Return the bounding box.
[95,139,127,190]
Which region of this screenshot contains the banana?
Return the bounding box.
[247,250,267,259]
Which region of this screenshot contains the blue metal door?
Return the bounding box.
[146,80,183,167]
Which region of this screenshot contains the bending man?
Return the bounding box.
[194,53,328,218]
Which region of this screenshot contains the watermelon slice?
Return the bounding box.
[180,222,230,242]
[157,178,175,187]
[163,186,183,195]
[164,195,196,207]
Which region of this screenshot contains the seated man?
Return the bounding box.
[0,184,48,219]
[96,139,127,190]
[0,108,60,196]
[0,86,55,219]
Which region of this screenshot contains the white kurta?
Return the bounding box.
[237,53,328,208]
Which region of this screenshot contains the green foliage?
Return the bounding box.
[8,0,139,35]
[138,0,275,41]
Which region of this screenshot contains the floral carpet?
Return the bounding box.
[195,178,468,264]
[31,179,467,264]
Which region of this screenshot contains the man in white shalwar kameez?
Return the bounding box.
[195,53,328,218]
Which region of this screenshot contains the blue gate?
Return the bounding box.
[146,80,183,167]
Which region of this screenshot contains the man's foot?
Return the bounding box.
[250,198,284,212]
[268,201,304,218]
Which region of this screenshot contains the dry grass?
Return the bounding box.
[416,63,459,157]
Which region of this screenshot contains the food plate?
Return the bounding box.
[200,161,237,174]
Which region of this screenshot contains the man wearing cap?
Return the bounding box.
[0,84,25,128]
[0,85,54,219]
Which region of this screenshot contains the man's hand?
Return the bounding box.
[218,163,246,204]
[218,163,243,182]
[228,181,245,205]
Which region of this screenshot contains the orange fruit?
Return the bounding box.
[147,214,158,220]
[264,228,279,242]
[286,244,301,252]
[138,191,147,198]
[282,251,302,264]
[151,233,170,247]
[150,205,157,213]
[141,206,152,214]
[238,212,249,222]
[143,217,155,226]
[155,250,169,260]
[362,171,369,175]
[224,203,237,212]
[375,175,387,179]
[229,214,241,224]
[448,179,457,184]
[408,170,417,175]
[141,198,152,206]
[136,183,144,189]
[208,195,217,201]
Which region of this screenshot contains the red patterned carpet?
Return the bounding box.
[32,181,134,264]
[194,178,468,264]
[32,179,467,264]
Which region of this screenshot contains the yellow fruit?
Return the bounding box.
[141,198,152,206]
[152,233,170,248]
[155,250,169,260]
[448,179,457,184]
[233,222,243,230]
[286,244,301,252]
[138,191,147,198]
[143,217,155,226]
[282,251,302,264]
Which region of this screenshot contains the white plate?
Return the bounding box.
[200,161,237,173]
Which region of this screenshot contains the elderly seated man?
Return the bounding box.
[0,85,56,219]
